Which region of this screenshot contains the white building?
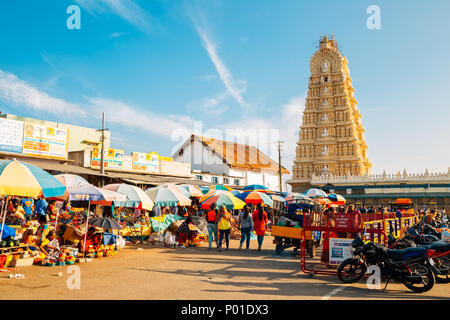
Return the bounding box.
[172,135,289,191]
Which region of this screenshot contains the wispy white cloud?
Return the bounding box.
[109,32,128,38]
[86,97,195,138]
[0,70,84,115]
[218,96,305,174]
[194,25,248,111]
[74,0,157,34]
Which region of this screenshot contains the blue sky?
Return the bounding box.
[0,0,449,176]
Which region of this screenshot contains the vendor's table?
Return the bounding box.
[120,225,152,237]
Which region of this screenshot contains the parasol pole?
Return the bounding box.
[83,200,91,257]
[54,204,59,231]
[0,196,7,241]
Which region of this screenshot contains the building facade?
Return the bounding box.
[172,135,289,191]
[310,169,450,211]
[290,36,371,192]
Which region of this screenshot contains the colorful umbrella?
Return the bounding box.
[0,160,65,198]
[317,198,332,206]
[231,190,242,196]
[209,185,232,191]
[328,193,346,205]
[145,186,191,207]
[103,184,154,210]
[270,194,286,202]
[199,189,228,203]
[69,185,127,201]
[201,191,246,210]
[50,174,91,200]
[285,193,313,203]
[242,184,269,192]
[236,191,273,207]
[199,186,210,194]
[305,188,328,198]
[178,184,204,198]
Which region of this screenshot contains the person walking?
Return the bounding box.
[217,205,232,251]
[204,203,219,249]
[252,203,268,251]
[238,205,253,250]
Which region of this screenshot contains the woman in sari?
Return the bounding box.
[321,208,337,265]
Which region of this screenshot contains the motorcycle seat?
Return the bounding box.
[423,240,450,253]
[386,247,427,261]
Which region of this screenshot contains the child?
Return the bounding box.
[40,230,60,261]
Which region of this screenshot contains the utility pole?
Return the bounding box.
[275,140,284,193]
[96,112,109,187]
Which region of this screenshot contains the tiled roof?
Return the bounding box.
[195,135,289,174]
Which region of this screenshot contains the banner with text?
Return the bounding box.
[0,118,24,153]
[23,123,68,159]
[132,152,159,173]
[91,147,124,170]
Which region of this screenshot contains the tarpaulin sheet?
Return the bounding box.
[150,214,184,232]
[0,224,16,240]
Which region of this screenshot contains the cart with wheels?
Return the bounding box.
[271,225,318,257]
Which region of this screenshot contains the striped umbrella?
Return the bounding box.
[200,189,228,203]
[285,193,313,203]
[199,186,210,194]
[0,160,65,198]
[317,198,332,206]
[236,191,273,207]
[305,188,328,198]
[145,186,191,207]
[209,185,232,191]
[231,190,242,196]
[201,191,246,210]
[50,174,91,200]
[270,194,286,202]
[0,160,66,242]
[69,185,127,201]
[103,184,154,210]
[328,193,346,205]
[178,184,204,198]
[242,184,269,192]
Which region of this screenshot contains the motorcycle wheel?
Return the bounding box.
[401,263,435,293]
[337,258,367,284]
[435,257,450,284]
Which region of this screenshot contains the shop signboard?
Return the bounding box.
[132,152,159,173]
[329,238,354,266]
[23,123,68,159]
[91,147,124,170]
[0,118,24,153]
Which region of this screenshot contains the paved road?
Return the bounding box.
[1,239,449,300]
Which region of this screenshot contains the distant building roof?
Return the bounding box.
[184,135,289,175]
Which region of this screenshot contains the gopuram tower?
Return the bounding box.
[289,36,372,192]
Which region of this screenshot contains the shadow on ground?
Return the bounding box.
[129,244,448,300]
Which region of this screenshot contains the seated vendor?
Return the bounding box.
[36,215,51,245]
[79,227,102,252]
[138,211,150,224]
[40,230,60,261]
[176,215,196,245]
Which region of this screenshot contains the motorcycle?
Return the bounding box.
[387,227,450,283]
[337,235,438,293]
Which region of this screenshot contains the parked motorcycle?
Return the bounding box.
[388,227,450,283]
[337,235,437,293]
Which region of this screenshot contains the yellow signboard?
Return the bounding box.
[91,147,124,170]
[22,123,69,159]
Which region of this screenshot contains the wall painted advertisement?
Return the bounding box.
[132,152,159,173]
[329,238,354,266]
[0,118,24,153]
[22,123,68,159]
[91,147,124,170]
